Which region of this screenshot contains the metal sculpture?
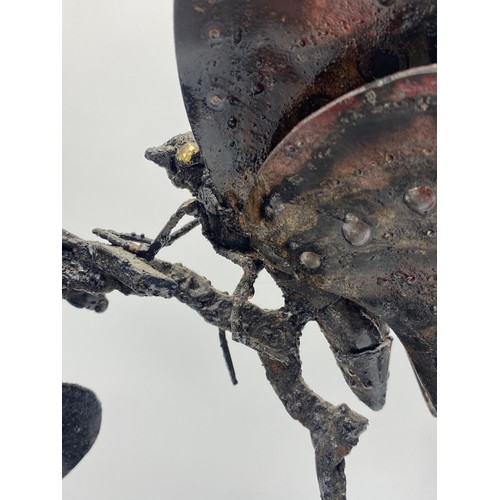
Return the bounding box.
[63,1,436,497]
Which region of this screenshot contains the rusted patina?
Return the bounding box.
[174,0,437,202]
[243,66,436,413]
[157,2,438,416]
[63,2,437,497]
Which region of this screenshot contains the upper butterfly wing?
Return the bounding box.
[243,66,437,413]
[174,0,437,202]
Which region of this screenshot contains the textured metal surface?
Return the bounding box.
[62,383,102,478]
[243,66,437,413]
[174,0,436,203]
[171,1,437,414]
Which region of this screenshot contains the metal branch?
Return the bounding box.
[62,228,368,499]
[259,351,368,500]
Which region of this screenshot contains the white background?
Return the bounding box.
[62,1,436,499]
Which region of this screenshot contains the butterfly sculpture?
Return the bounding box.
[62,0,437,495]
[84,0,437,426]
[139,0,437,415]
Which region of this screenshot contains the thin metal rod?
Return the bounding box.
[218,329,238,385]
[167,219,200,246]
[145,199,198,259]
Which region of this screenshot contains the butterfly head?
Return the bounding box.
[145,132,205,194]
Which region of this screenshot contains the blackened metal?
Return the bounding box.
[219,329,238,385]
[244,67,437,414]
[62,383,102,478]
[174,0,436,202]
[64,2,438,497]
[168,219,201,245]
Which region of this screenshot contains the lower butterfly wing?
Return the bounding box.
[316,297,393,411]
[274,270,393,411]
[243,66,437,414]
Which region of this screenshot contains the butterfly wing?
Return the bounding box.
[243,66,437,413]
[174,0,437,202]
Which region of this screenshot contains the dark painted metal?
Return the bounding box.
[174,0,436,203]
[62,383,102,478]
[244,66,437,413]
[166,1,437,414]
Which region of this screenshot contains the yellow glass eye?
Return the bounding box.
[176,142,200,165]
